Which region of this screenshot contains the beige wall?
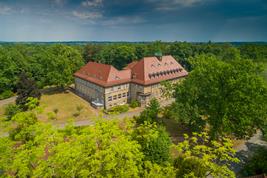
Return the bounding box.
[75,76,183,109]
[130,78,182,106]
[75,77,104,103]
[104,83,130,109]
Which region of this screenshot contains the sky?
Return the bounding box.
[0,0,266,42]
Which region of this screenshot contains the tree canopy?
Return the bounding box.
[172,55,267,139]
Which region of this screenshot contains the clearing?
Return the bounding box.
[37,90,97,124]
[0,90,98,124]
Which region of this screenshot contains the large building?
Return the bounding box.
[74,55,188,109]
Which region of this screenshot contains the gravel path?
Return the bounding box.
[235,131,267,152]
[0,96,16,107]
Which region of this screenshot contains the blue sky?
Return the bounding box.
[0,0,266,42]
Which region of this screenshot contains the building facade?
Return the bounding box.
[74,55,188,109]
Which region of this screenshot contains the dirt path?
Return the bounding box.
[234,131,267,152]
[0,96,16,107]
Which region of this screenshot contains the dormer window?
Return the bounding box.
[164,62,168,66]
[157,63,161,67]
[115,76,120,80]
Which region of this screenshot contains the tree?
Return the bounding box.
[133,123,171,165]
[174,132,239,178]
[45,45,84,88]
[172,55,267,139]
[112,45,137,69]
[16,72,41,110]
[138,98,160,124]
[4,104,21,120]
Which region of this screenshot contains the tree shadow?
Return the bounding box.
[231,142,267,177]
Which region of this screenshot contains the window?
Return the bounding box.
[108,96,112,101]
[118,86,121,90]
[113,95,117,100]
[118,94,121,98]
[123,93,126,97]
[127,92,129,97]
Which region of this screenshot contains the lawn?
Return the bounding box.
[38,90,97,123]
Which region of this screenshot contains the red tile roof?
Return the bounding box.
[128,55,188,85]
[74,55,188,87]
[74,62,131,87]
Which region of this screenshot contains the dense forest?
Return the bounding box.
[1,42,267,177]
[1,41,267,100]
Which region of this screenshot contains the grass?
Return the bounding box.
[38,91,97,123]
[0,105,5,118]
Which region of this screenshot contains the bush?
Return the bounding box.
[47,112,56,120]
[53,108,59,114]
[76,105,83,112]
[130,100,140,108]
[4,104,21,120]
[0,90,14,100]
[107,105,129,114]
[72,112,80,117]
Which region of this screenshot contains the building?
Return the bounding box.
[74,55,188,109]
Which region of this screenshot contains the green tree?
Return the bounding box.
[16,72,41,110]
[138,98,160,124]
[174,132,239,178]
[46,45,84,88]
[112,45,137,69]
[4,104,21,120]
[1,113,145,177]
[133,123,171,165]
[172,55,267,139]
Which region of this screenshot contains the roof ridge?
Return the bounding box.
[106,65,113,82]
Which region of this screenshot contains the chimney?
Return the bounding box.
[155,51,163,61]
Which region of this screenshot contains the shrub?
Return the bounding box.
[72,112,80,117]
[4,104,22,120]
[53,108,59,114]
[107,105,129,114]
[76,105,83,112]
[130,100,140,108]
[0,90,14,100]
[47,112,56,120]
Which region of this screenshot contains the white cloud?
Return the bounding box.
[73,11,102,20]
[0,5,11,15]
[82,0,103,7]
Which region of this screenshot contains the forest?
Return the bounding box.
[1,41,267,100]
[0,42,267,177]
